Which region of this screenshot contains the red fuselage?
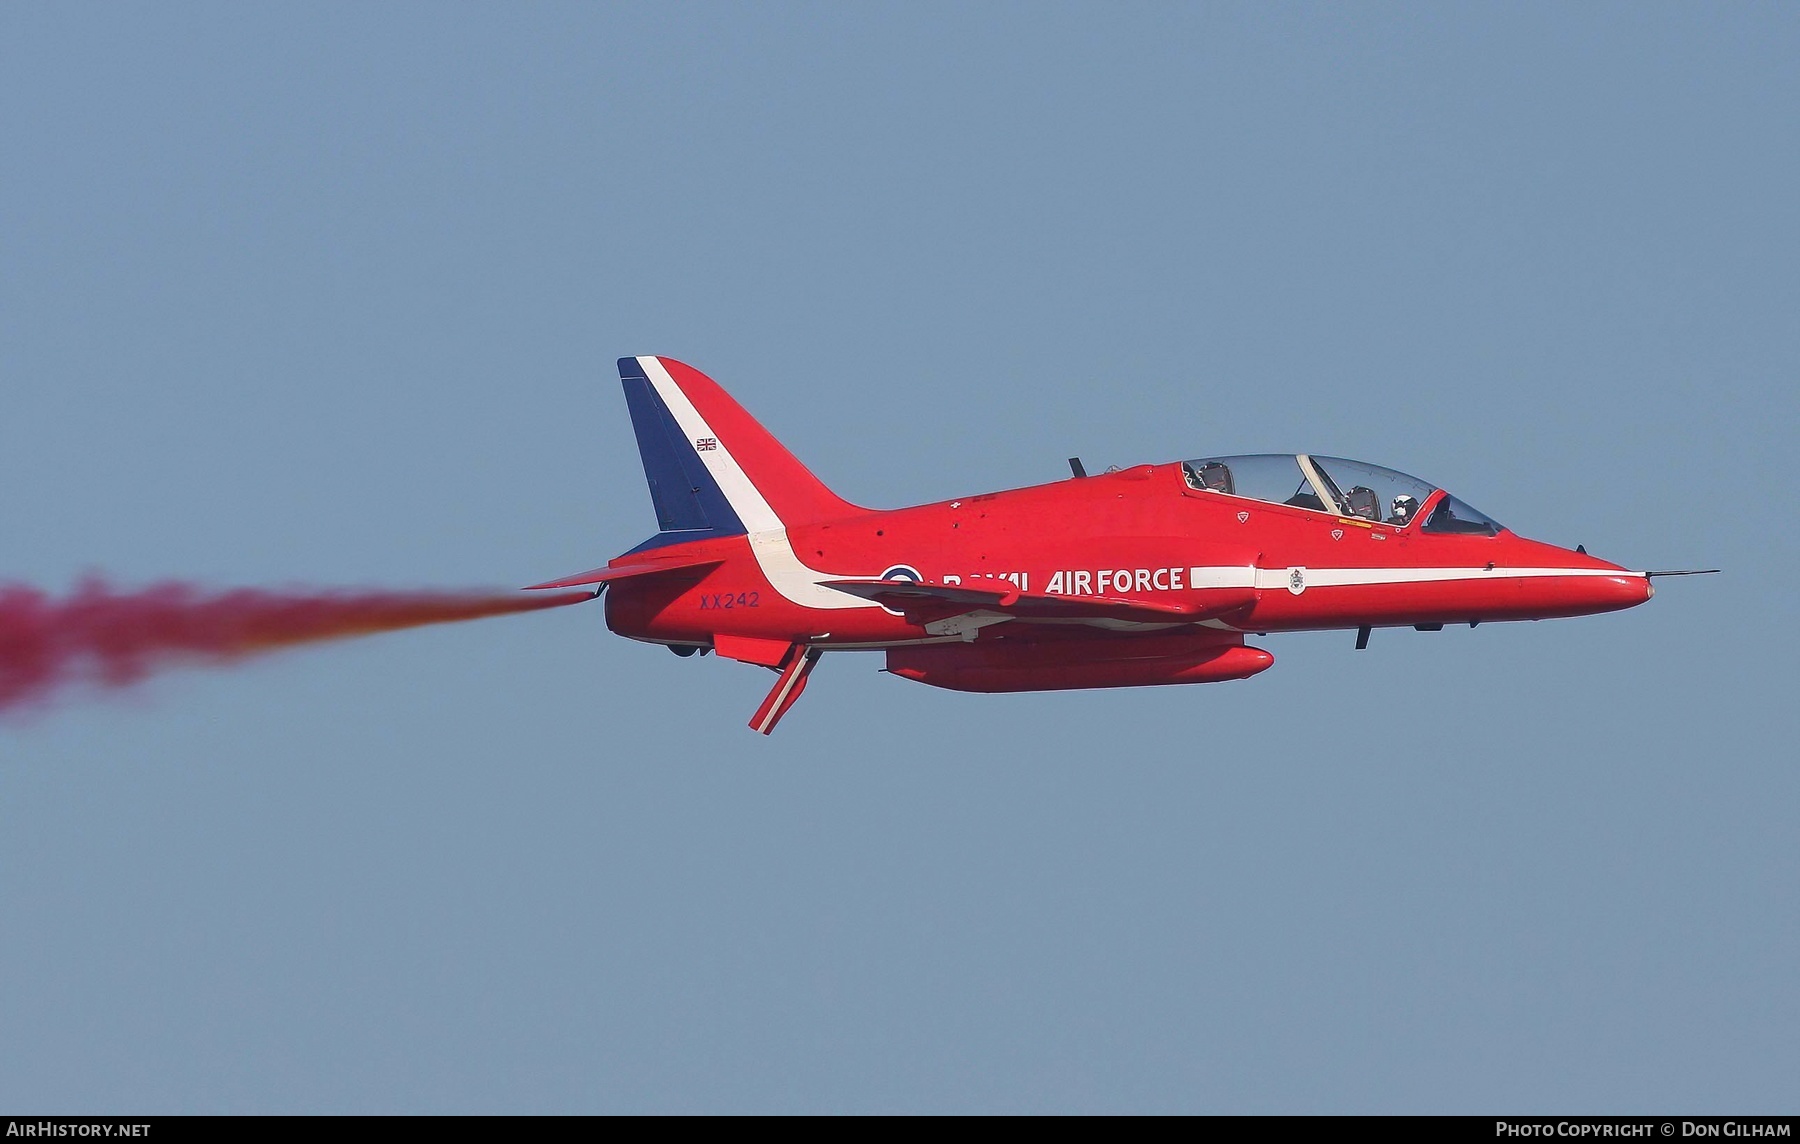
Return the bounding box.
[604,462,1649,650]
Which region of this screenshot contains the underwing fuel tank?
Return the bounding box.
[886,635,1273,693]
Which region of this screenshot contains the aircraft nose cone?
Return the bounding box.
[1609,572,1654,609]
[1553,546,1653,614]
[1579,569,1652,614]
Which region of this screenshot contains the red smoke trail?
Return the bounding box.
[0,579,591,715]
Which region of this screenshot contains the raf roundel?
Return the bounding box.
[876,564,924,616]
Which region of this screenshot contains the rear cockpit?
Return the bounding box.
[1181,453,1503,535]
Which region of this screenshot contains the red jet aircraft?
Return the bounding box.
[531,357,1692,734]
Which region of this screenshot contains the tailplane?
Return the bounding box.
[619,356,859,551]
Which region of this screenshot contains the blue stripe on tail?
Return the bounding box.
[619,357,746,553]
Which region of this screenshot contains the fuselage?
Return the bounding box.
[604,461,1651,650]
[539,355,1673,730]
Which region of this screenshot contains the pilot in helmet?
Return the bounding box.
[1390,494,1418,525]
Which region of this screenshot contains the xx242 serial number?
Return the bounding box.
[698,592,760,610]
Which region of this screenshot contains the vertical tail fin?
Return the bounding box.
[619,356,859,549]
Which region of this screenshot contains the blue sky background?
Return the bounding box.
[2,2,1795,1113]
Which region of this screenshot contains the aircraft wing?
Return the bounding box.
[818,578,1253,625]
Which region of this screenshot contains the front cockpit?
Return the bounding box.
[1180,453,1504,536]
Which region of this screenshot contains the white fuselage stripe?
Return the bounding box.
[1114,566,1640,594]
[1242,565,1640,589]
[1186,566,1258,589]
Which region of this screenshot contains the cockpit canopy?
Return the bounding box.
[1181,454,1504,535]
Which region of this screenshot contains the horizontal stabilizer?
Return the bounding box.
[525,555,721,591]
[819,578,1253,625]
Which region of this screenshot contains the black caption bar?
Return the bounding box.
[2,1116,1795,1131]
